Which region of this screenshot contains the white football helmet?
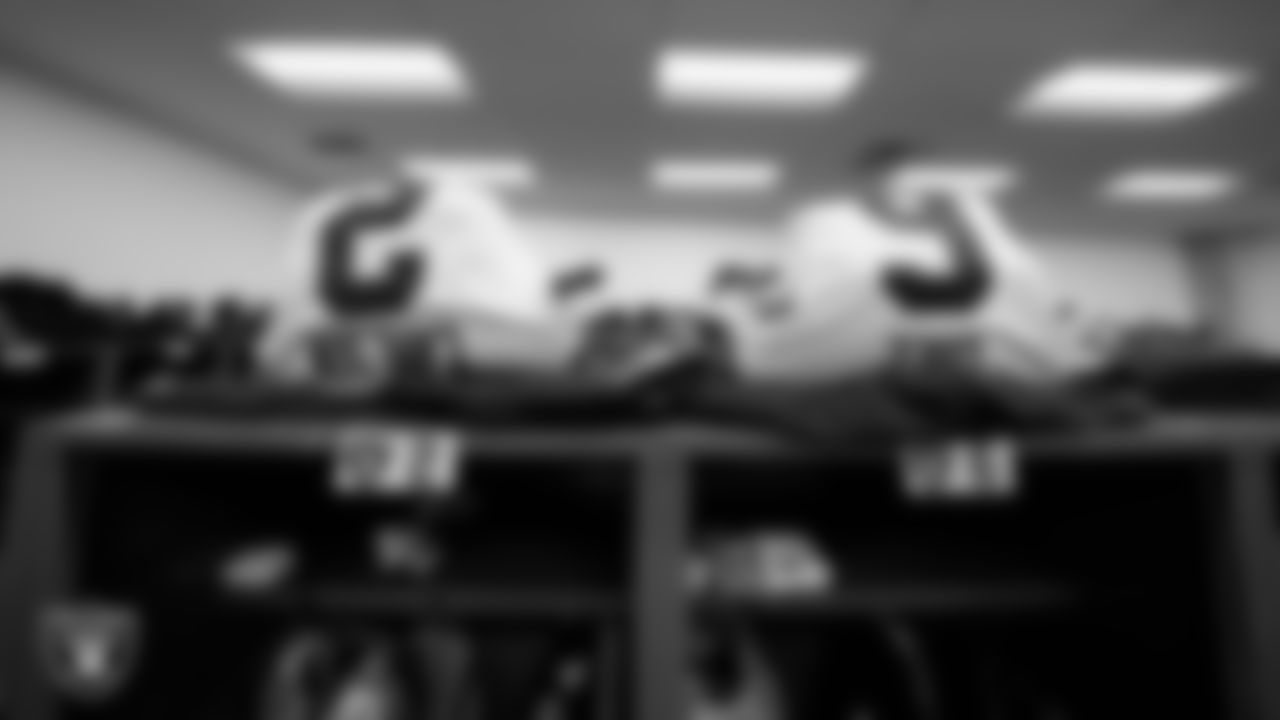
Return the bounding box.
[725,169,1116,383]
[262,173,575,380]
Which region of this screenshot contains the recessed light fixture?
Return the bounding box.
[651,158,781,192]
[892,162,1021,193]
[1016,61,1251,121]
[1103,168,1240,202]
[233,39,470,100]
[656,48,865,110]
[401,155,538,188]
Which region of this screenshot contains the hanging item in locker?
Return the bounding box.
[323,642,406,720]
[410,627,482,720]
[967,643,1070,720]
[815,618,941,720]
[690,622,786,720]
[530,648,598,720]
[37,601,142,704]
[262,630,352,720]
[262,626,479,720]
[333,425,464,499]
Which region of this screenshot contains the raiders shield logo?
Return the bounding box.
[38,603,141,702]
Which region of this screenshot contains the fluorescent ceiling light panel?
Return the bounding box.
[403,156,537,188]
[651,158,781,192]
[893,162,1021,193]
[657,48,864,109]
[233,39,470,99]
[1104,168,1240,202]
[1016,61,1250,120]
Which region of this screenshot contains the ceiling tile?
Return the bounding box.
[665,0,911,48]
[417,0,668,168]
[900,0,1169,55]
[2,0,1273,235]
[1119,0,1280,60]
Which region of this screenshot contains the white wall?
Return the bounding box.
[1029,237,1199,324]
[1217,238,1280,351]
[0,67,299,301]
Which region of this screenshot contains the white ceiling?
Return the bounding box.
[0,0,1278,236]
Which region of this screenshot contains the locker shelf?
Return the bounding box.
[2,407,1260,720]
[694,580,1077,616]
[223,584,628,619]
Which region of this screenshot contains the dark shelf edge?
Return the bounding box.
[223,585,628,618]
[46,407,1280,460]
[695,582,1079,615]
[222,582,1074,617]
